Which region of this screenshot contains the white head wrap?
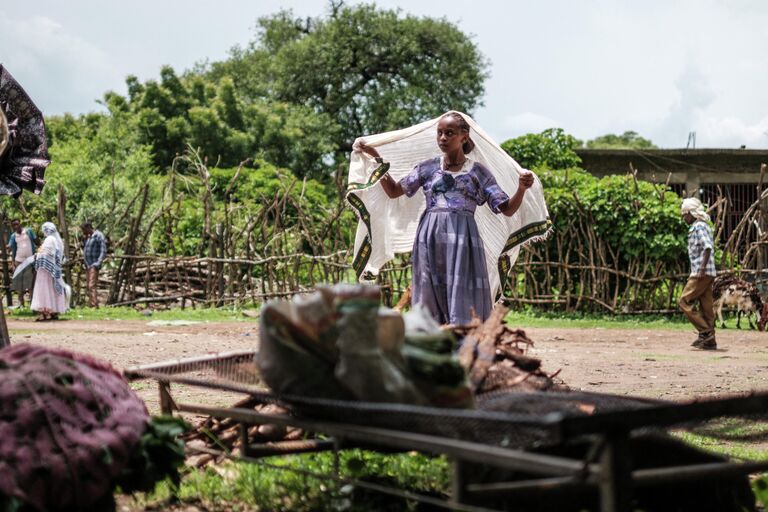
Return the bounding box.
[681,197,710,223]
[41,221,64,253]
[346,111,551,298]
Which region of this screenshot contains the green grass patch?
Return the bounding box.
[6,304,706,329]
[118,421,768,510]
[686,417,768,443]
[675,431,768,461]
[7,305,259,323]
[504,310,691,330]
[674,418,768,461]
[129,381,152,392]
[672,421,768,508]
[127,450,450,511]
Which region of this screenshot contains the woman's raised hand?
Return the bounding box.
[519,171,534,190]
[357,142,381,160]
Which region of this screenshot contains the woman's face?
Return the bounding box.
[436,117,467,155]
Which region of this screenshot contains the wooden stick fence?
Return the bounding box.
[3,156,766,314]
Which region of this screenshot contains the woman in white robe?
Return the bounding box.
[31,222,69,320]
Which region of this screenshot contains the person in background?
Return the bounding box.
[81,222,107,308]
[359,112,534,325]
[680,197,717,350]
[7,218,37,306]
[31,222,69,320]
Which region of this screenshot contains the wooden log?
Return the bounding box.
[0,219,12,307]
[57,185,75,305]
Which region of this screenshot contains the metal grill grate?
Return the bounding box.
[125,349,263,394]
[668,183,687,197]
[700,183,759,242]
[126,351,668,449]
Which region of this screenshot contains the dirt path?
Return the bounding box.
[9,318,768,409]
[14,317,766,512]
[8,318,260,412]
[526,326,768,400]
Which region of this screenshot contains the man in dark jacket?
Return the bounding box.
[81,222,107,308]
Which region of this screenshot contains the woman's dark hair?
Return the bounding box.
[441,112,475,154]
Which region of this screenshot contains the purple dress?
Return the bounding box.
[399,157,510,325]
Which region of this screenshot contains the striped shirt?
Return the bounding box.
[687,220,716,277]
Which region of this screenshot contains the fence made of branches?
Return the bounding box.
[504,164,768,314]
[4,157,767,314]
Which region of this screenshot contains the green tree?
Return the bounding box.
[586,131,657,149]
[210,2,489,151]
[111,67,337,176]
[13,109,157,242]
[501,128,582,170]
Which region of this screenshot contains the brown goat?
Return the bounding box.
[713,275,768,331]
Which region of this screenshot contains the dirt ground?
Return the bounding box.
[7,317,260,413]
[528,325,768,400]
[11,317,768,511]
[9,317,768,408]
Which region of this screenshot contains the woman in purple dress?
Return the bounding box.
[359,112,534,325]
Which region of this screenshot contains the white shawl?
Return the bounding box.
[346,111,551,298]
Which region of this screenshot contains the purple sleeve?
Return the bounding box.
[475,164,510,214]
[398,163,428,197]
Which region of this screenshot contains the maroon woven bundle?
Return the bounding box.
[0,344,149,511]
[0,65,49,196]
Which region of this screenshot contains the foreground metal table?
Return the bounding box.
[126,350,768,512]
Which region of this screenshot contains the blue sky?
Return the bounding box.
[3,0,768,148]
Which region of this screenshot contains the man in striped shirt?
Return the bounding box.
[679,198,717,350]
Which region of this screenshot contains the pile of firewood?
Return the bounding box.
[103,258,213,307]
[456,306,566,395]
[184,397,307,467]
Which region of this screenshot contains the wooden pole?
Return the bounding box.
[0,215,10,347]
[0,293,9,348]
[109,184,149,304]
[57,185,74,306]
[758,163,767,281]
[0,219,12,306]
[598,432,633,512]
[0,115,12,346]
[216,222,225,307]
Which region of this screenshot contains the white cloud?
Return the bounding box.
[1,1,767,150]
[647,60,768,148]
[693,115,768,149]
[0,12,119,114]
[653,61,716,147]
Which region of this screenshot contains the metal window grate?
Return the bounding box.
[668,183,687,197]
[700,183,759,242]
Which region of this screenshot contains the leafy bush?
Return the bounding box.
[501,133,693,311]
[501,128,582,170]
[540,167,687,265]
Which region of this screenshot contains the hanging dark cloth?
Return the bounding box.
[0,64,49,197]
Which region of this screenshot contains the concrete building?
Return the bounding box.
[576,148,768,238]
[576,148,768,197]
